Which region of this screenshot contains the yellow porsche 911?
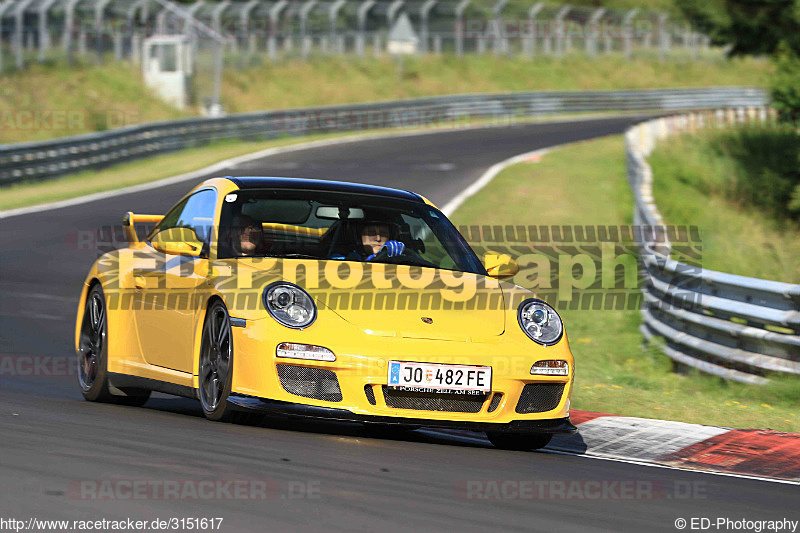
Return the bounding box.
[76,177,575,450]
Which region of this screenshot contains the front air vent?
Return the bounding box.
[276,364,343,402]
[515,383,565,414]
[364,384,376,405]
[382,386,486,413]
[487,393,503,413]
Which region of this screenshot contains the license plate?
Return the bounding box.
[387,361,492,392]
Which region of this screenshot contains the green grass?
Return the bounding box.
[450,135,800,432]
[222,54,770,113]
[0,54,771,144]
[0,60,189,144]
[648,128,800,283]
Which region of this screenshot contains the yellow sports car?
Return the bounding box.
[76,177,575,450]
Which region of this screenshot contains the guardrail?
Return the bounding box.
[0,87,767,186]
[627,110,800,384]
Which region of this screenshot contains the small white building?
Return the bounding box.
[387,13,419,55]
[142,35,193,110]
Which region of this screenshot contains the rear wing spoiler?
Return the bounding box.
[122,212,164,243]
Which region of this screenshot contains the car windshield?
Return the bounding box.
[218,188,487,276]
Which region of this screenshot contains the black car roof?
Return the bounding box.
[225,177,424,203]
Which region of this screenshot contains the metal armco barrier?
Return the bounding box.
[0,87,767,186]
[627,109,800,384]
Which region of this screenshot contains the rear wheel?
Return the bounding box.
[78,284,150,406]
[198,300,236,422]
[78,285,115,402]
[486,432,552,451]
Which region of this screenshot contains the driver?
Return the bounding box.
[360,222,405,261]
[329,221,406,261]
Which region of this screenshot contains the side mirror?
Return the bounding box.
[484,252,519,279]
[151,227,204,257]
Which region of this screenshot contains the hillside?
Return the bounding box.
[0,54,770,144]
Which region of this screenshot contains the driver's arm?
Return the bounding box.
[366,240,405,261]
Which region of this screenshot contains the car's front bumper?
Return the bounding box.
[229,313,576,429]
[227,394,577,434]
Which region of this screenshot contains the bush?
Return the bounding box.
[770,44,800,123]
[656,128,800,221]
[708,128,800,218]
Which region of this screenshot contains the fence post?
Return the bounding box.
[622,9,637,60]
[268,0,288,61]
[454,0,470,57]
[299,0,316,58]
[372,33,381,57]
[387,0,404,26]
[657,14,669,62]
[239,0,259,56]
[585,7,605,56]
[491,0,508,56]
[94,0,113,62]
[38,0,58,62]
[211,1,231,43]
[420,0,436,54]
[525,2,544,58]
[328,0,346,55]
[125,0,145,61]
[554,5,570,57]
[62,0,82,62]
[357,0,376,57]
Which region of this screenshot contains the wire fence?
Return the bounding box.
[0,0,712,73]
[627,109,800,385]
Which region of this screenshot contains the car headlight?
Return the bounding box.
[263,282,317,329]
[517,298,563,346]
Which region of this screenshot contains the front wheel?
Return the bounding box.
[486,432,553,451]
[198,300,237,422]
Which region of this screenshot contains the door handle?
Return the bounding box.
[134,275,146,290]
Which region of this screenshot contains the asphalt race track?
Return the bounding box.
[1,117,798,532]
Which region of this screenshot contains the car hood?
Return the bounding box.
[236,259,507,341]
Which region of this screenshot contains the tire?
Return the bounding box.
[486,432,553,451]
[78,284,151,406]
[198,299,237,422]
[77,284,116,402]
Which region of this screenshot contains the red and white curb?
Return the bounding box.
[428,410,800,483]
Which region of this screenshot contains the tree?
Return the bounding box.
[770,44,800,122]
[677,0,800,121]
[676,0,800,56]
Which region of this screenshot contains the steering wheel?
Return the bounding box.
[371,247,437,269]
